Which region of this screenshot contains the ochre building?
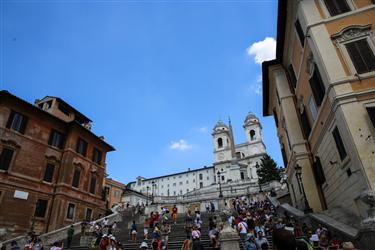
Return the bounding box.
[104,178,126,209]
[263,0,375,226]
[0,91,115,239]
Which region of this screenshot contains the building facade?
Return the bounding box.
[263,0,375,224]
[0,91,114,239]
[128,112,267,198]
[104,178,126,209]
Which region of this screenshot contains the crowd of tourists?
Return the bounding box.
[228,196,359,250]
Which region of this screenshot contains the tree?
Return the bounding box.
[256,154,282,184]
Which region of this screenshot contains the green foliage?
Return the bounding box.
[257,154,282,184]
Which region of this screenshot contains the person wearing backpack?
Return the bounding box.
[237,219,248,243]
[130,221,137,243]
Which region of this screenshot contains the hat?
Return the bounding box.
[342,242,356,250]
[140,242,148,248]
[309,234,319,242]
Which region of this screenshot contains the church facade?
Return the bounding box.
[128,112,267,197]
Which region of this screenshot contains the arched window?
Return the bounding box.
[240,172,245,180]
[250,130,256,140]
[217,138,223,148]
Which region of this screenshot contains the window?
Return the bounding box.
[173,183,176,187]
[281,145,288,167]
[250,130,256,140]
[332,127,347,160]
[300,109,312,139]
[174,191,176,195]
[6,111,28,134]
[34,199,48,218]
[288,64,297,88]
[236,152,241,159]
[217,138,223,148]
[43,163,55,183]
[295,19,305,46]
[240,172,245,180]
[323,0,350,16]
[221,176,224,181]
[179,182,183,185]
[199,174,203,180]
[309,64,326,106]
[206,176,209,180]
[48,129,65,149]
[92,148,102,165]
[200,182,203,188]
[367,107,375,129]
[76,138,88,156]
[67,203,75,220]
[345,39,375,74]
[309,96,318,122]
[0,148,14,171]
[180,190,182,194]
[72,169,81,188]
[186,180,189,184]
[313,157,326,185]
[86,208,93,221]
[193,179,195,183]
[90,176,97,194]
[187,189,189,192]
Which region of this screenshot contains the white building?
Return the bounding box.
[128,112,267,197]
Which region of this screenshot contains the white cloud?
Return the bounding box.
[246,37,276,64]
[249,74,262,95]
[170,139,192,151]
[198,127,208,133]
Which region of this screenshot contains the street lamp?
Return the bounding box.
[295,164,313,213]
[255,162,262,193]
[217,171,223,198]
[146,186,149,206]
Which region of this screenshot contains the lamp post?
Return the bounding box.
[217,171,223,198]
[295,164,313,213]
[146,186,149,206]
[255,162,262,193]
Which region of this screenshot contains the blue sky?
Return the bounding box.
[1,0,280,184]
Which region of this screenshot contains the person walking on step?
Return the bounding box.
[130,221,138,243]
[172,205,178,225]
[161,220,171,249]
[144,218,150,240]
[67,225,74,249]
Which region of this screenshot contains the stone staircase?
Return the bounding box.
[68,210,273,250]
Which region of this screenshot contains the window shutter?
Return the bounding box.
[300,109,312,139]
[332,127,347,161]
[346,41,367,74]
[58,133,65,149]
[367,107,375,128]
[0,148,14,171]
[281,146,288,167]
[313,157,326,185]
[295,19,305,46]
[324,0,350,16]
[288,64,297,89]
[309,65,325,106]
[6,111,15,129]
[43,164,55,182]
[19,116,28,134]
[360,40,375,72]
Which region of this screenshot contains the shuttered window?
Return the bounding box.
[72,169,81,188]
[295,19,305,46]
[90,176,97,194]
[76,138,88,156]
[6,111,28,134]
[323,0,350,16]
[300,109,312,140]
[346,39,375,74]
[288,64,297,89]
[0,148,14,171]
[313,157,326,185]
[367,107,375,129]
[309,64,326,106]
[35,199,48,218]
[92,148,102,165]
[67,203,75,220]
[43,164,55,183]
[332,127,347,161]
[48,129,65,149]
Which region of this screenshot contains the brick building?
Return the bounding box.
[0,91,115,239]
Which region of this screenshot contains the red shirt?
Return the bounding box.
[172,207,178,214]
